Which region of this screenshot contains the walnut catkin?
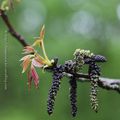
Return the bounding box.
[69,77,77,117]
[47,65,64,115]
[89,62,100,112]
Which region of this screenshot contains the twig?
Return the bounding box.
[64,72,120,93]
[0,9,28,47]
[98,77,120,93]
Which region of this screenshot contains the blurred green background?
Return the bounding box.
[0,0,120,120]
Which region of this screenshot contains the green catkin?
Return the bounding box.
[73,49,94,71]
[89,62,100,112]
[90,75,99,112]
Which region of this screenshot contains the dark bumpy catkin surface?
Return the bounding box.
[92,55,107,63]
[89,62,100,112]
[69,77,77,117]
[64,60,75,72]
[47,65,64,115]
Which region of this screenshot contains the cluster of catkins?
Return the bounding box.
[47,49,106,117]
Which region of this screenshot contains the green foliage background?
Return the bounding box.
[0,0,120,120]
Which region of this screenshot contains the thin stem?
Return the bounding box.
[41,41,49,61]
[40,41,52,66]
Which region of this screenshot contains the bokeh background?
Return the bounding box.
[0,0,120,120]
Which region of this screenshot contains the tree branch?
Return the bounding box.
[64,72,120,93]
[98,77,120,93]
[0,9,28,47]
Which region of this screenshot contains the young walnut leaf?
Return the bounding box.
[31,65,39,88]
[21,25,54,89]
[20,55,31,73]
[32,25,45,47]
[23,46,35,54]
[32,58,43,68]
